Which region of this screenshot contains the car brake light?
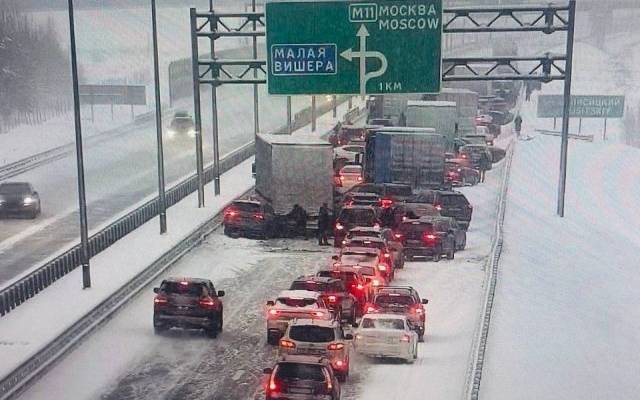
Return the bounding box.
[394,233,403,239]
[327,342,344,350]
[357,176,363,181]
[154,295,168,305]
[380,198,393,208]
[269,309,279,316]
[314,311,325,317]
[461,154,467,158]
[254,213,264,220]
[339,175,345,181]
[434,204,442,211]
[372,279,381,287]
[224,208,237,217]
[412,305,424,314]
[269,375,278,391]
[366,305,377,313]
[384,253,391,258]
[279,339,296,349]
[179,281,189,286]
[328,295,337,302]
[336,223,344,230]
[373,223,380,229]
[424,233,437,242]
[400,334,411,343]
[378,264,387,271]
[199,297,217,309]
[356,283,364,290]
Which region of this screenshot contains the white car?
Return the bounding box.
[266,290,334,345]
[334,145,365,163]
[336,165,363,192]
[353,313,419,363]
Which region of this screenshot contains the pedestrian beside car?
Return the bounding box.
[317,203,331,246]
[287,204,308,239]
[514,114,523,138]
[479,150,492,183]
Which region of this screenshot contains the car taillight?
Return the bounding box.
[269,375,279,392]
[154,295,168,306]
[357,176,363,181]
[366,305,378,313]
[335,222,344,230]
[373,223,380,229]
[199,297,218,309]
[394,233,403,240]
[372,279,381,287]
[434,204,442,211]
[339,175,345,181]
[327,342,345,350]
[269,309,279,316]
[424,233,437,243]
[254,213,264,220]
[400,334,411,343]
[224,208,237,217]
[384,252,391,258]
[314,311,325,317]
[279,339,296,349]
[412,305,424,314]
[378,264,387,271]
[328,295,337,303]
[461,154,467,159]
[380,198,393,208]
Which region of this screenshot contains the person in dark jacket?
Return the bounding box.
[479,150,492,183]
[514,114,523,137]
[287,204,308,239]
[317,203,330,245]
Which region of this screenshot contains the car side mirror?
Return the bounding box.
[266,300,275,307]
[344,333,354,340]
[263,367,273,374]
[421,298,429,304]
[153,287,159,294]
[331,255,339,261]
[351,322,359,328]
[217,290,225,297]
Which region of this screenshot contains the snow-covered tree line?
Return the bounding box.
[0,0,71,133]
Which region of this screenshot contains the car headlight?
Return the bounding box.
[23,196,34,205]
[188,128,196,137]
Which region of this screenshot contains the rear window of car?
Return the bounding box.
[161,282,205,296]
[290,281,329,292]
[399,221,434,234]
[344,146,364,153]
[318,271,358,286]
[440,194,469,207]
[341,166,362,174]
[405,204,438,218]
[349,240,383,250]
[0,183,30,194]
[232,202,261,212]
[408,191,436,204]
[361,318,405,330]
[385,185,412,197]
[289,325,335,343]
[355,266,375,277]
[276,297,318,307]
[353,184,384,195]
[275,363,326,382]
[375,295,414,306]
[339,209,376,225]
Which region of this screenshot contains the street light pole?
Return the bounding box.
[151,0,167,233]
[68,0,91,289]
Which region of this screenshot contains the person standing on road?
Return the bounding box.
[317,203,330,246]
[514,114,523,138]
[479,150,491,183]
[287,204,308,240]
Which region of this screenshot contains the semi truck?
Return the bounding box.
[255,133,334,216]
[363,127,447,189]
[423,88,479,135]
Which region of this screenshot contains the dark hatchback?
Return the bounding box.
[153,278,225,338]
[264,355,341,400]
[333,206,381,247]
[223,200,276,238]
[396,218,455,262]
[409,190,473,230]
[0,182,41,219]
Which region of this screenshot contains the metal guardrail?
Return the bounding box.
[464,140,515,400]
[0,142,254,317]
[0,189,250,400]
[0,97,346,316]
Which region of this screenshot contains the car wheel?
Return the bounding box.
[337,372,347,383]
[223,226,233,236]
[153,321,168,334]
[418,333,425,343]
[218,314,223,332]
[433,249,441,262]
[267,333,279,346]
[206,321,219,338]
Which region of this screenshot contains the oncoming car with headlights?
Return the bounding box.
[167,111,196,139]
[0,182,41,219]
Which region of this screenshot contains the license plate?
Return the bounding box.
[289,387,312,394]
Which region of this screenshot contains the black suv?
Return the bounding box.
[290,276,359,323]
[409,190,473,230]
[350,183,414,205]
[396,218,455,261]
[264,355,341,400]
[153,278,225,337]
[0,182,41,219]
[223,200,276,238]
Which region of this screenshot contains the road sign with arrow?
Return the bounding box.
[266,0,442,95]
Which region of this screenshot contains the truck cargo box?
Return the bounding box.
[364,127,447,189]
[255,134,334,215]
[405,100,457,142]
[423,88,479,135]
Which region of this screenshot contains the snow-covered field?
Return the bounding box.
[480,38,640,398]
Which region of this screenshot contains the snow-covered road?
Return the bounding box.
[15,146,507,400]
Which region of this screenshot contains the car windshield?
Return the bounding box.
[161,282,204,296]
[0,183,30,194]
[375,295,414,306]
[339,209,376,225]
[289,326,335,343]
[276,297,318,307]
[341,166,361,174]
[275,363,326,382]
[361,318,405,330]
[290,281,329,292]
[441,195,469,206]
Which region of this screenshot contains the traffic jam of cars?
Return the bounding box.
[150,91,509,399]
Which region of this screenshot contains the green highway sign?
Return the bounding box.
[266,0,443,95]
[537,95,625,118]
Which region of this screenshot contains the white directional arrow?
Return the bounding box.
[340,24,387,96]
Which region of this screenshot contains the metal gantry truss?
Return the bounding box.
[190,1,576,215]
